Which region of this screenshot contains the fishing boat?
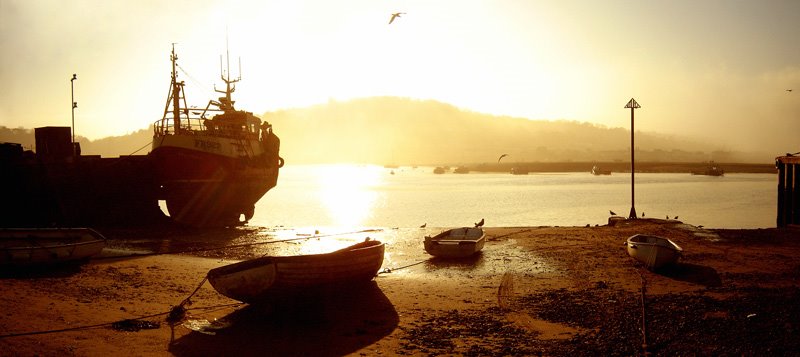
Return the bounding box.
[150,45,283,227]
[624,234,683,270]
[207,239,385,303]
[424,227,486,258]
[0,228,106,266]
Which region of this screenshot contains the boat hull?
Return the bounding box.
[207,240,385,303]
[424,227,486,258]
[150,134,280,227]
[624,234,683,270]
[0,228,106,266]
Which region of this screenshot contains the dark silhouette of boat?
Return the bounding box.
[691,162,724,176]
[150,46,283,227]
[591,165,611,175]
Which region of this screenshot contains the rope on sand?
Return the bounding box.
[0,302,241,339]
[377,259,427,274]
[639,268,651,356]
[92,228,384,261]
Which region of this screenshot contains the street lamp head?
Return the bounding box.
[71,74,77,81]
[73,101,78,109]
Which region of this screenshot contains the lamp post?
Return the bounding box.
[70,74,77,156]
[625,98,640,219]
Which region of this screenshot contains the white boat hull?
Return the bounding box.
[0,228,106,266]
[624,234,683,270]
[424,227,486,258]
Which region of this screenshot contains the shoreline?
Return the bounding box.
[1,220,798,355]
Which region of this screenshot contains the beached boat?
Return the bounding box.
[150,45,283,227]
[424,227,486,258]
[624,234,683,270]
[207,239,385,303]
[0,228,106,266]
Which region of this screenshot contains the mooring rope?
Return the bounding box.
[378,259,427,274]
[639,268,651,356]
[0,301,241,339]
[93,228,383,261]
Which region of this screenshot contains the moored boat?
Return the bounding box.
[424,227,486,258]
[150,46,283,227]
[207,239,385,303]
[0,228,106,266]
[591,165,611,175]
[624,234,683,270]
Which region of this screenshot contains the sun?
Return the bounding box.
[314,164,384,227]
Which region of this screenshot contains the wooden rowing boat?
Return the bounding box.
[424,227,486,258]
[0,228,107,266]
[207,239,385,303]
[624,234,683,270]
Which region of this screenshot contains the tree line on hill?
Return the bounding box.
[0,96,772,165]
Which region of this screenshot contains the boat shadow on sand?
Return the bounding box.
[168,282,398,356]
[653,262,723,287]
[423,252,485,271]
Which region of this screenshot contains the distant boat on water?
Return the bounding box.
[691,162,724,176]
[510,167,529,175]
[433,167,446,174]
[591,165,611,175]
[453,166,469,174]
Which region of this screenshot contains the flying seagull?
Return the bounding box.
[498,154,509,163]
[475,218,485,227]
[787,89,793,92]
[609,210,617,216]
[420,223,427,228]
[389,12,405,24]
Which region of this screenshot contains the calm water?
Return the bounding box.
[249,164,777,230]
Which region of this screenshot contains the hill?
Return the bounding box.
[1,97,773,164]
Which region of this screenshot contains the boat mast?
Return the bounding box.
[170,45,182,131]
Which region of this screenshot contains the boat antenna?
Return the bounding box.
[214,34,240,112]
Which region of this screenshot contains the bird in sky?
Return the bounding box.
[497,154,509,163]
[787,89,793,92]
[475,218,485,227]
[420,223,427,228]
[609,210,617,216]
[389,12,405,24]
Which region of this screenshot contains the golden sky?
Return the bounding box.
[1,0,798,154]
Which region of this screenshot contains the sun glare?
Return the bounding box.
[315,164,383,227]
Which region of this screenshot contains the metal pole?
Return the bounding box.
[70,74,77,155]
[625,98,640,219]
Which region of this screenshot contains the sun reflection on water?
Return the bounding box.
[314,164,384,228]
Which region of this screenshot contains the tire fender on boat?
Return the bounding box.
[278,156,285,168]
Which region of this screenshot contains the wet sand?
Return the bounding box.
[1,219,798,356]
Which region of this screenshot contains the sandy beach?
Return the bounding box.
[1,219,798,356]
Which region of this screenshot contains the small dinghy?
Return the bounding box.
[207,239,385,303]
[0,228,107,267]
[624,234,683,270]
[424,227,486,258]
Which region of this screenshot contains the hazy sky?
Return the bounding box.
[1,0,798,154]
